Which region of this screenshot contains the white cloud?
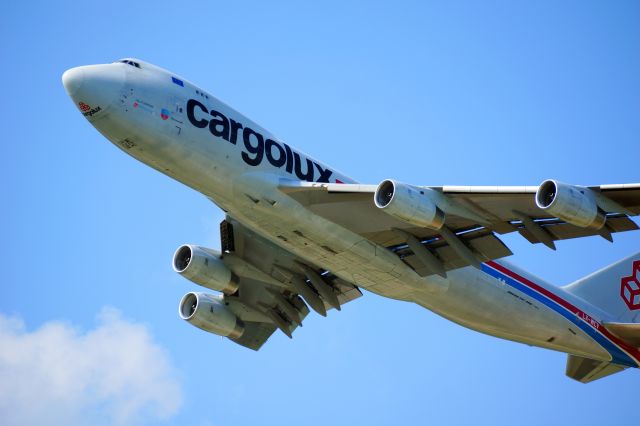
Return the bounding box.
[0,308,182,426]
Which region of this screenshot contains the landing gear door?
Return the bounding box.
[168,96,185,135]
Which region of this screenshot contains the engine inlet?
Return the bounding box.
[173,245,193,272]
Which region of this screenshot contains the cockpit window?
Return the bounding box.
[116,59,141,69]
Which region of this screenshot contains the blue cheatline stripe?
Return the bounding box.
[481,263,637,367]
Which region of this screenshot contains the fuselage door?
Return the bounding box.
[169,96,185,135]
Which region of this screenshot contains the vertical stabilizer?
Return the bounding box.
[564,252,640,324]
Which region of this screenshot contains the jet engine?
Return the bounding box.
[173,245,239,293]
[179,292,244,338]
[535,180,606,229]
[374,179,445,229]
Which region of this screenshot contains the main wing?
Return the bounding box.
[279,179,640,277]
[213,217,362,350]
[182,179,637,349]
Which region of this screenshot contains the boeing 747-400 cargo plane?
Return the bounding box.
[63,58,640,383]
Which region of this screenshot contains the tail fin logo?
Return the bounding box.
[620,260,640,310]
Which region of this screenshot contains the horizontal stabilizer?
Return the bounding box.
[565,355,626,383]
[603,322,640,348]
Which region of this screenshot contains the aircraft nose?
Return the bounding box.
[62,66,85,97]
[62,64,125,118]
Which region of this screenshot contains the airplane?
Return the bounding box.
[62,58,640,383]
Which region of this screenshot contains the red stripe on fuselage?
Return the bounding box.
[486,260,640,366]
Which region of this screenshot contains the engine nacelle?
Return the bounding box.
[535,180,606,229]
[374,179,445,229]
[179,292,244,338]
[173,245,239,293]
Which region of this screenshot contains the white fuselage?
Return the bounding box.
[63,59,637,367]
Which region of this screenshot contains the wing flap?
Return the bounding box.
[214,218,363,350]
[230,321,277,351]
[393,229,512,276]
[517,215,638,244]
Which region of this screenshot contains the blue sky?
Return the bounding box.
[2,1,639,425]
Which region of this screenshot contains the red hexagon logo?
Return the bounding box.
[620,260,640,310]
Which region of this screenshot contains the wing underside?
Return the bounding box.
[201,180,638,349]
[216,218,363,350]
[279,181,639,278]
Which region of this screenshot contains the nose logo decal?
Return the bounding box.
[77,101,102,118]
[621,260,640,310]
[160,108,170,120]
